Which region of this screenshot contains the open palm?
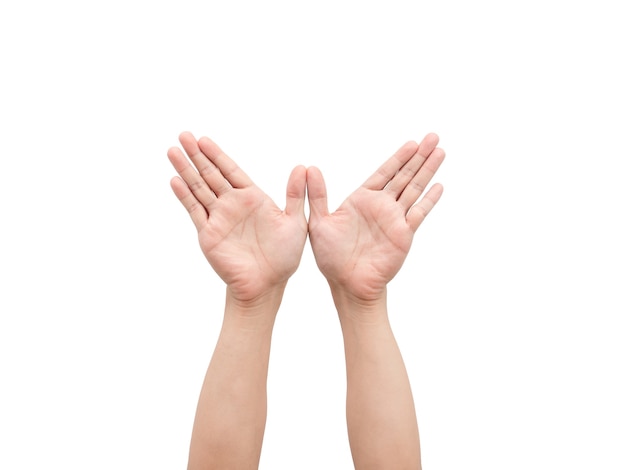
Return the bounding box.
[168,132,307,303]
[307,134,445,302]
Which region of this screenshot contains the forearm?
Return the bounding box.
[333,289,421,470]
[187,288,283,470]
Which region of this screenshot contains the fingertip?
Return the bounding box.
[296,165,308,186]
[305,168,329,217]
[287,165,307,194]
[166,147,178,160]
[169,174,184,187]
[403,140,419,152]
[178,131,195,142]
[285,166,307,216]
[197,136,223,159]
[169,175,189,200]
[167,147,185,174]
[292,164,307,176]
[197,135,212,146]
[427,182,444,203]
[305,165,322,186]
[306,166,325,184]
[196,136,210,150]
[407,182,444,231]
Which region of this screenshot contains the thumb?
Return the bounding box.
[284,165,307,216]
[306,166,330,220]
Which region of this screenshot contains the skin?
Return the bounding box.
[168,132,307,469]
[167,132,444,469]
[307,134,445,469]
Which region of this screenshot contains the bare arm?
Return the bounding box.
[186,294,279,470]
[168,132,307,469]
[307,134,445,469]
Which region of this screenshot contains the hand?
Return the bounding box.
[307,133,445,303]
[168,132,307,304]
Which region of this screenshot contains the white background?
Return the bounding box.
[1,1,624,468]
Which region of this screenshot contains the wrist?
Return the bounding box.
[329,285,389,325]
[224,283,286,324]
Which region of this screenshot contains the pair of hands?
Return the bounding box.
[168,132,445,307]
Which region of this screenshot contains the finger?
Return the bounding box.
[385,133,439,197]
[170,176,209,231]
[198,136,253,189]
[284,165,307,217]
[398,147,445,210]
[406,183,444,232]
[167,146,217,208]
[362,140,419,190]
[179,132,232,197]
[306,166,330,220]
